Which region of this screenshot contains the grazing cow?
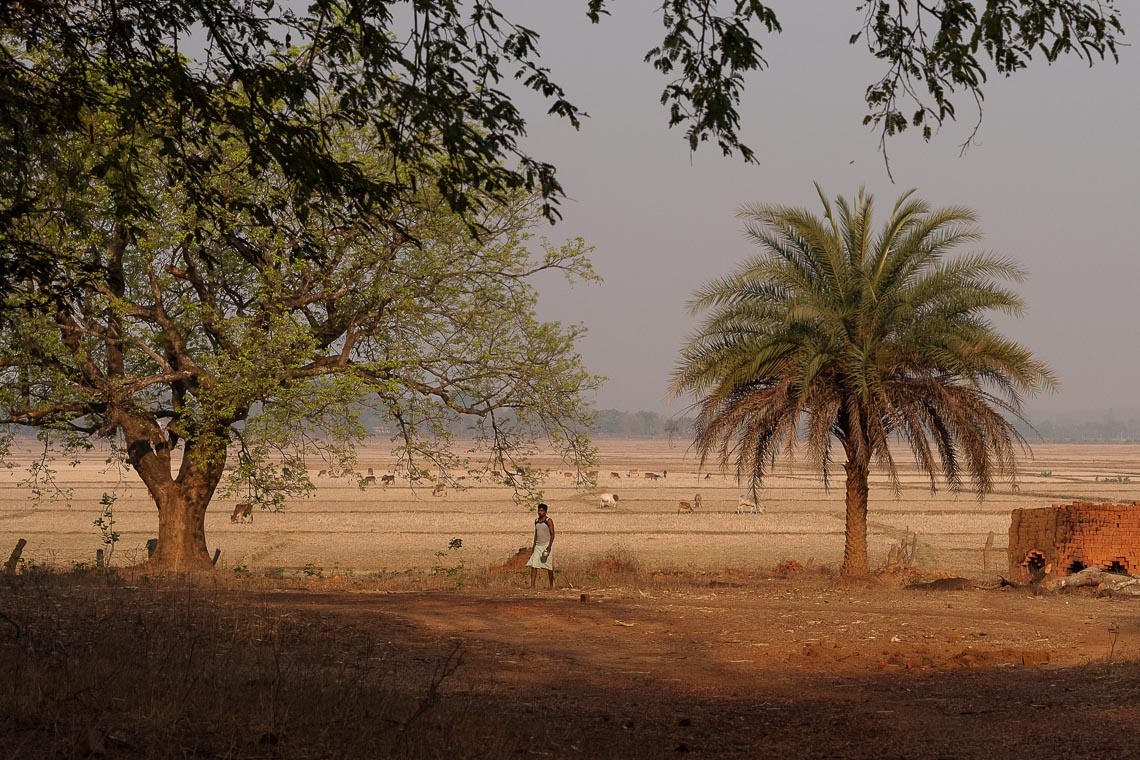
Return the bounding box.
[432,483,447,497]
[230,502,253,523]
[628,468,639,478]
[736,496,763,515]
[364,475,377,485]
[380,474,396,487]
[644,472,660,481]
[586,470,599,479]
[610,471,622,480]
[282,466,293,478]
[599,493,620,508]
[704,473,712,480]
[317,469,328,478]
[677,501,693,514]
[694,493,702,510]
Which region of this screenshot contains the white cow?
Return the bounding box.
[599,493,620,508]
[736,496,763,515]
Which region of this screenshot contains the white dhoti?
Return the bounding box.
[527,518,554,570]
[525,543,553,570]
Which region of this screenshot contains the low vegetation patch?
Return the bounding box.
[0,575,518,758]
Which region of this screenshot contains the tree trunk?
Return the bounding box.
[842,453,871,576]
[119,416,226,574]
[147,492,215,573]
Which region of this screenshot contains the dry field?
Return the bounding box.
[6,441,1140,758]
[4,440,1140,577]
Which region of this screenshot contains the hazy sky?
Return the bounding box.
[502,3,1138,420]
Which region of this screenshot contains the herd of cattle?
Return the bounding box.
[229,465,766,523]
[598,492,763,515]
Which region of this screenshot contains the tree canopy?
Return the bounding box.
[672,186,1056,575]
[0,100,598,571]
[1,1,1125,287]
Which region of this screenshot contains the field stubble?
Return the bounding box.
[3,441,1140,578]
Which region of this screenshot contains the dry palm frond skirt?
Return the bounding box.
[525,544,553,570]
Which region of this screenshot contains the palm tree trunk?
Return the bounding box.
[842,453,871,576]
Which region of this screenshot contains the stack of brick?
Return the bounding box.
[1008,501,1140,581]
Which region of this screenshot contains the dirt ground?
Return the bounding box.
[228,577,1140,758]
[4,441,1140,757]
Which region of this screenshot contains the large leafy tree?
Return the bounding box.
[0,104,598,573]
[1,1,1125,286]
[671,186,1056,576]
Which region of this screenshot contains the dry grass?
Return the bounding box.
[0,557,802,759]
[7,560,1140,758]
[0,572,522,759]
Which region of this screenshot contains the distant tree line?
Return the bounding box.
[356,408,696,439]
[11,408,1140,447]
[343,407,1140,443]
[590,410,695,439]
[1019,412,1140,444]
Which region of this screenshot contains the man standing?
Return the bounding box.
[526,503,555,589]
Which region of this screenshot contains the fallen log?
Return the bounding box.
[1046,566,1108,591]
[1099,579,1140,598]
[999,576,1029,589]
[906,577,971,591]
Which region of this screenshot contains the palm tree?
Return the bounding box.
[671,186,1056,576]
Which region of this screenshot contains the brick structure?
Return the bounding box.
[1008,501,1140,581]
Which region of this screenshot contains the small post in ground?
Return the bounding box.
[5,538,27,573]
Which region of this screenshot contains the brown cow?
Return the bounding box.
[644,472,660,481]
[432,483,447,497]
[364,475,377,485]
[380,474,396,487]
[677,501,693,514]
[230,502,253,523]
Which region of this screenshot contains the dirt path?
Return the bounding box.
[237,581,1140,758]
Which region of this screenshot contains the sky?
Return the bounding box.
[501,3,1139,420]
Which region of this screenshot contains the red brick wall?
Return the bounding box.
[1008,502,1140,580]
